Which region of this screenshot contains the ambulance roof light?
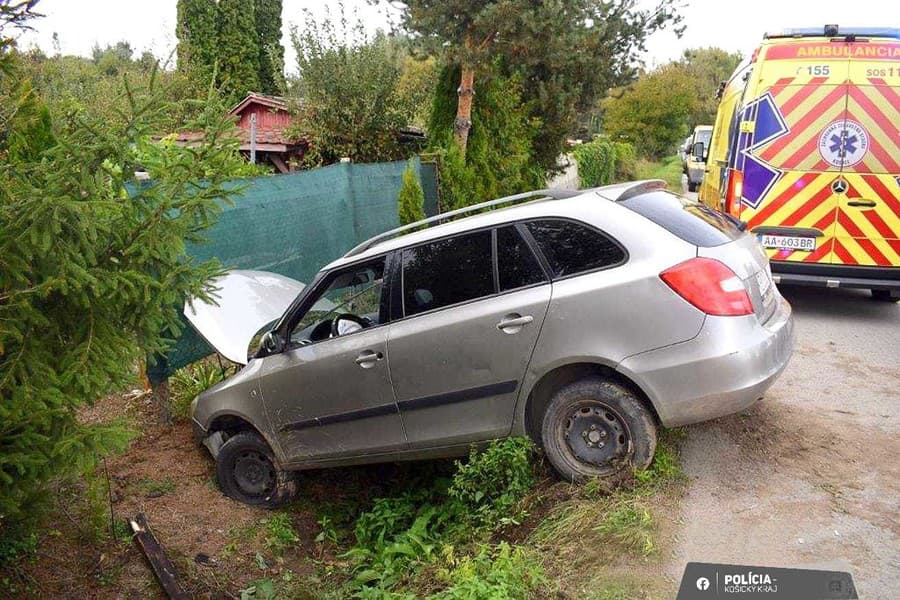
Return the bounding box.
[764,26,900,40]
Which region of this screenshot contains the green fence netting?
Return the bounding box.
[147,158,438,383]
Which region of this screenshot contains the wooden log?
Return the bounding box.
[130,513,189,600]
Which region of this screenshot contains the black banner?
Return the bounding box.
[677,562,857,599]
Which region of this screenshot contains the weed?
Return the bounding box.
[432,542,547,599]
[634,429,685,490]
[263,514,299,556]
[449,438,534,528]
[315,515,339,544]
[594,503,655,557]
[170,359,234,419]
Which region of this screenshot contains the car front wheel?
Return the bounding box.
[215,431,296,507]
[871,289,899,302]
[541,378,657,483]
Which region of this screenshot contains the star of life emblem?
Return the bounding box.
[819,120,869,168]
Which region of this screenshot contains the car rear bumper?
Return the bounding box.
[618,297,794,427]
[770,261,900,291]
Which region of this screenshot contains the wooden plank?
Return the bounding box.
[130,513,189,600]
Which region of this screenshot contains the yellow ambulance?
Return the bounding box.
[699,26,900,301]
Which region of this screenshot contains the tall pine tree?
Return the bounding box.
[254,0,284,95]
[176,0,219,79]
[216,0,260,102]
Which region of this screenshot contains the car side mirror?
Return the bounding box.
[260,330,282,355]
[692,141,705,160]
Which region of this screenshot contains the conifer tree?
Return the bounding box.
[254,0,284,95]
[397,160,425,225]
[176,0,219,79]
[216,0,260,102]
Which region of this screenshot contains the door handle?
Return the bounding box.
[354,350,384,367]
[497,315,534,332]
[847,199,876,208]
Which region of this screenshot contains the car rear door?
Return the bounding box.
[387,226,551,449]
[830,37,900,267]
[741,38,851,265]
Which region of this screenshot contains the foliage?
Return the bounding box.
[602,63,699,159]
[397,160,425,226]
[429,64,543,209]
[176,0,285,101]
[573,139,616,188]
[263,513,300,556]
[389,0,684,172]
[176,0,219,82]
[343,439,536,596]
[448,438,533,528]
[431,543,546,599]
[679,47,742,127]
[255,0,285,95]
[593,503,655,556]
[0,50,246,553]
[612,141,637,181]
[216,0,260,102]
[170,358,234,419]
[288,5,416,165]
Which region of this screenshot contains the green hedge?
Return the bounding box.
[572,138,637,187]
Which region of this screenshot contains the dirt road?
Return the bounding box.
[666,286,900,598]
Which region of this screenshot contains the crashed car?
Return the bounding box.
[188,181,795,506]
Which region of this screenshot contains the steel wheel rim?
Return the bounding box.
[562,400,631,470]
[233,450,276,498]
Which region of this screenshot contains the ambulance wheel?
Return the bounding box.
[871,289,899,302]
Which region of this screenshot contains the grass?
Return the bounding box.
[135,477,176,497]
[169,358,235,420]
[634,155,684,190]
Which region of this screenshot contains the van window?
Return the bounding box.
[620,191,743,247]
[497,225,547,291]
[402,230,495,316]
[525,219,626,277]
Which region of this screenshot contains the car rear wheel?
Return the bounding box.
[871,289,899,302]
[215,431,296,507]
[541,377,657,483]
[687,180,698,192]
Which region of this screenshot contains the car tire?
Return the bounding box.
[541,377,657,483]
[871,289,899,302]
[215,431,296,507]
[687,180,698,192]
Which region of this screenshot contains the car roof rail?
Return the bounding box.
[343,187,583,258]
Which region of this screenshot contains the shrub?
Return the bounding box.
[432,543,546,599]
[572,138,616,188]
[448,438,534,528]
[612,141,637,181]
[398,160,426,226]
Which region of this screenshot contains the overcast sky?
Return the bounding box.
[14,0,890,72]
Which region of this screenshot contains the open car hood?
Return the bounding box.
[184,270,306,365]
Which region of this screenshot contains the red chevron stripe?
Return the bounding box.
[747,173,821,227]
[762,85,847,157]
[778,77,829,117]
[803,237,834,262]
[862,209,898,240]
[781,182,835,226]
[832,240,856,264]
[868,78,900,107]
[846,90,900,171]
[811,207,836,232]
[861,176,900,216]
[780,135,820,169]
[837,212,891,265]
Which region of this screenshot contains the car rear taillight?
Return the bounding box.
[725,169,743,217]
[660,257,753,316]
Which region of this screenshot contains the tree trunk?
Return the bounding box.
[454,63,475,156]
[151,379,172,425]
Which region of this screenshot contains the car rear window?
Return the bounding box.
[524,219,626,277]
[620,191,744,247]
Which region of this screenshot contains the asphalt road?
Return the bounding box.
[671,179,900,598]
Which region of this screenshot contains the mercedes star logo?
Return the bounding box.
[831,179,848,194]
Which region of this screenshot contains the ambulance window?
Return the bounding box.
[620,191,744,247]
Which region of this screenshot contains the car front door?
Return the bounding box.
[258,256,406,465]
[387,226,551,449]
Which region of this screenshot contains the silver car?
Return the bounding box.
[188,181,794,505]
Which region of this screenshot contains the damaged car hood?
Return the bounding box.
[184,270,312,365]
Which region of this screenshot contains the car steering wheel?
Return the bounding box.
[331,313,368,337]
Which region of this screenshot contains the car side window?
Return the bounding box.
[402,230,495,316]
[497,225,547,291]
[524,219,626,278]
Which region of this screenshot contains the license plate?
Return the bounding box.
[759,234,816,252]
